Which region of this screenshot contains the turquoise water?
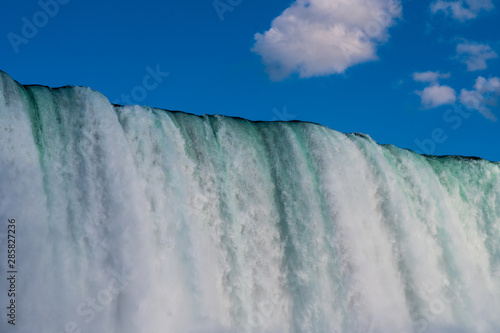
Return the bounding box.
[0,71,499,332]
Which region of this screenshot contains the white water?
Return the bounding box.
[0,71,499,333]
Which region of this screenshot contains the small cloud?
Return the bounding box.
[252,0,402,80]
[431,0,494,21]
[413,71,455,108]
[413,71,450,84]
[418,85,457,108]
[456,41,498,71]
[475,76,500,94]
[459,76,500,120]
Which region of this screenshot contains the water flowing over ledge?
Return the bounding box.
[0,71,499,333]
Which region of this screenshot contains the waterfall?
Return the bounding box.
[1,71,499,333]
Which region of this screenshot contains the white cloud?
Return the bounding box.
[413,71,451,83]
[474,76,500,94]
[460,76,500,120]
[252,0,402,80]
[431,0,494,21]
[413,71,455,108]
[418,85,457,108]
[457,41,498,71]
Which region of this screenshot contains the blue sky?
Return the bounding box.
[1,0,499,160]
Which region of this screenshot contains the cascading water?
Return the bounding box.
[0,71,499,333]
